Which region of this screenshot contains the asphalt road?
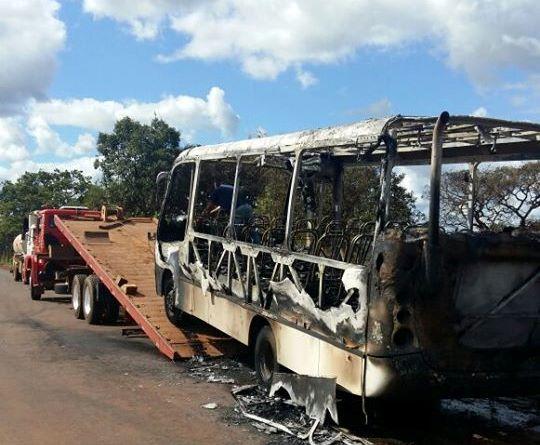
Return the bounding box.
[0,268,263,445]
[2,267,540,445]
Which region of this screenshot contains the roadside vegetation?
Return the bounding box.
[438,162,540,231]
[0,117,183,256]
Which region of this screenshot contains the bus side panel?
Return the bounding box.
[272,321,320,377]
[192,284,210,322]
[319,342,363,395]
[176,279,194,313]
[272,322,364,394]
[178,280,365,395]
[207,294,251,345]
[179,280,252,345]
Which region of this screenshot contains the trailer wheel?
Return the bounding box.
[83,274,102,324]
[29,274,42,301]
[254,326,278,390]
[164,278,182,327]
[101,287,119,323]
[71,274,87,319]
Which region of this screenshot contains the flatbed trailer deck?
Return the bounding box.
[54,215,236,359]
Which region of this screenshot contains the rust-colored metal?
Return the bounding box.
[54,215,237,360]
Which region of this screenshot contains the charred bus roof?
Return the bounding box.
[174,114,540,165]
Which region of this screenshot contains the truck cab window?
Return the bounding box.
[157,163,194,242]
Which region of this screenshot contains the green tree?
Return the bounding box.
[0,169,93,254]
[342,166,421,225]
[95,117,181,215]
[439,162,540,231]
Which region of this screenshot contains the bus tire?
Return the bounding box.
[29,274,41,301]
[83,274,102,324]
[254,326,278,390]
[71,274,87,319]
[164,278,182,327]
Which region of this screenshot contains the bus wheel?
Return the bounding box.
[164,279,182,327]
[29,274,42,301]
[83,275,102,324]
[254,326,278,390]
[71,274,87,319]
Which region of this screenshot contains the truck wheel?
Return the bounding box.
[29,274,42,301]
[71,274,87,319]
[164,278,182,327]
[254,326,278,390]
[83,275,103,324]
[13,265,21,282]
[102,288,120,323]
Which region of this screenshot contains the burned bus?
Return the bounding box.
[155,113,540,404]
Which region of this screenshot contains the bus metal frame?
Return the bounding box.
[155,112,540,402]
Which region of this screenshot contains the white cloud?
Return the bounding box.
[345,98,393,119]
[0,0,65,114]
[30,87,239,136]
[82,0,180,40]
[83,0,540,89]
[0,156,98,182]
[27,115,96,158]
[296,68,318,89]
[395,165,430,213]
[471,106,488,117]
[364,98,393,118]
[0,118,30,162]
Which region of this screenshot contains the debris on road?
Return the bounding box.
[186,356,255,386]
[230,384,371,445]
[270,373,339,424]
[203,402,218,410]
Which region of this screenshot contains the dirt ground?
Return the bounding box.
[1,268,540,445]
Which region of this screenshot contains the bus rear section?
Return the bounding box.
[363,228,540,400]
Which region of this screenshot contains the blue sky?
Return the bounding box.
[1,0,540,198]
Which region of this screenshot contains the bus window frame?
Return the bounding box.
[157,160,195,257]
[188,156,242,241]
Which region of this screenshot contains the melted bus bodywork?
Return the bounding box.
[155,113,540,401]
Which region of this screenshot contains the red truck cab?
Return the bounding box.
[26,206,101,300]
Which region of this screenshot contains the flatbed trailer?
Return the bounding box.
[54,215,236,360]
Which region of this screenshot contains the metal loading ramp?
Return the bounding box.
[54,216,238,360]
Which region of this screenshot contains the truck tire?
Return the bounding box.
[82,274,103,324]
[71,274,87,319]
[13,264,21,282]
[29,274,42,301]
[164,278,182,327]
[254,326,278,390]
[102,287,120,323]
